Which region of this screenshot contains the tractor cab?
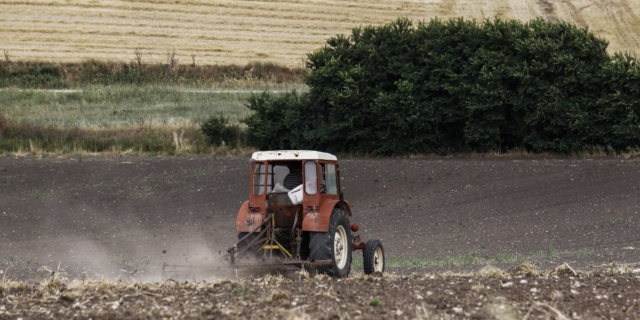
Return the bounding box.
[239,150,342,233]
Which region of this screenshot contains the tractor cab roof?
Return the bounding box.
[251,150,337,162]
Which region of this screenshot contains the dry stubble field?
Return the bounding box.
[1,155,639,318]
[1,0,640,67]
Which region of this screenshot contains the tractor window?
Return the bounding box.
[253,163,267,195]
[323,164,338,195]
[272,165,290,188]
[304,161,317,195]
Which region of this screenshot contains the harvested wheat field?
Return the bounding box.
[1,0,640,66]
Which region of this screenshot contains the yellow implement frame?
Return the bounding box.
[261,213,292,258]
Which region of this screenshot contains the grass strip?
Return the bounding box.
[352,252,528,269]
[0,85,260,128]
[0,117,252,156]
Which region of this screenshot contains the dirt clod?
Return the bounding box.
[515,262,539,277]
[269,289,291,302]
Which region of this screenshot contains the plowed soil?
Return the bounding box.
[1,155,639,318]
[2,267,640,319]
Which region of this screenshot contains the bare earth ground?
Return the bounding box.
[2,269,640,319]
[1,155,640,318]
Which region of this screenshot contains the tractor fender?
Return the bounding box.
[302,200,352,232]
[236,201,264,233]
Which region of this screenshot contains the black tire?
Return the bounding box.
[363,239,385,274]
[309,208,352,278]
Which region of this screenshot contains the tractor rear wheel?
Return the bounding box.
[309,208,352,278]
[363,239,385,274]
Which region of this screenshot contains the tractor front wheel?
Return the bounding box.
[363,239,385,274]
[309,208,352,278]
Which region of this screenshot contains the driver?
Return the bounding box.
[283,166,303,190]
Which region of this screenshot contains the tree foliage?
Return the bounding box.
[246,17,640,154]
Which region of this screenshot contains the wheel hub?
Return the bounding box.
[373,247,383,272]
[334,225,348,269]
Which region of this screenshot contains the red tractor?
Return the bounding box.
[230,150,385,277]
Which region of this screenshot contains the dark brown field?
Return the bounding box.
[1,155,639,318]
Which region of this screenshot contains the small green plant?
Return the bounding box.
[30,189,44,198]
[230,283,250,297]
[369,298,383,307]
[2,176,13,186]
[610,218,624,225]
[578,248,595,257]
[351,256,364,268]
[131,186,152,198]
[493,253,524,264]
[534,246,559,260]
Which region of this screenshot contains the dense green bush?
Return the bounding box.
[201,114,246,147]
[244,91,317,150]
[246,17,640,154]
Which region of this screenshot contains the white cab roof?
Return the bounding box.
[251,150,337,161]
